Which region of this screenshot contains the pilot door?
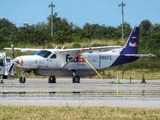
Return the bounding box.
[46,54,57,68]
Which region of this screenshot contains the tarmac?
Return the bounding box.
[0,78,160,108]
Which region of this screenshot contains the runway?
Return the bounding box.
[0,78,160,108]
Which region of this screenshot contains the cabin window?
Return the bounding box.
[50,54,56,59]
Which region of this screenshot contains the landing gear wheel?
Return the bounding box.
[72,76,80,83]
[19,77,26,83]
[48,76,56,83]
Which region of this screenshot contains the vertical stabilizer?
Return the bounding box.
[120,26,140,54]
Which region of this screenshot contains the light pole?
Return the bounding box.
[48,2,55,36]
[118,2,126,39]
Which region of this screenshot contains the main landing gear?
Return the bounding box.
[72,71,80,83]
[72,76,80,83]
[48,76,56,83]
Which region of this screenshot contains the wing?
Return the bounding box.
[4,45,60,52]
[4,48,42,52]
[60,46,122,54]
[4,45,122,53]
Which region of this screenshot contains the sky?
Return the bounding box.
[1,0,160,28]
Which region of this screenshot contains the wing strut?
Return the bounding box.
[80,54,103,79]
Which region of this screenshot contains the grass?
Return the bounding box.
[99,69,160,80]
[0,105,160,120]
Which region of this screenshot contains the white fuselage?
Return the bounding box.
[16,49,121,70]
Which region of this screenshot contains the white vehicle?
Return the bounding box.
[0,52,14,79]
[4,26,155,83]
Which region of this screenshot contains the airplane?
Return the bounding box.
[4,26,155,83]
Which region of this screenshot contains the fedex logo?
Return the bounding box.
[129,42,138,47]
[66,55,85,62]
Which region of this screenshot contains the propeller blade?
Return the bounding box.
[11,44,15,58]
[8,63,14,74]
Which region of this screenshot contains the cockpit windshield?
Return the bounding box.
[34,50,52,58]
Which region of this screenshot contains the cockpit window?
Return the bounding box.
[50,54,56,59]
[34,50,52,58]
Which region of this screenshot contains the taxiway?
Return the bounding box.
[0,78,160,108]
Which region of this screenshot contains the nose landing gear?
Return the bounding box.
[19,71,26,83]
[19,76,26,83]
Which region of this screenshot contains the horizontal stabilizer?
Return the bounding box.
[124,54,156,57]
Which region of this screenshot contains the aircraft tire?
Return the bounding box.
[48,76,56,83]
[19,77,26,83]
[72,76,80,83]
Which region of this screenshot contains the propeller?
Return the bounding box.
[7,44,24,77]
[8,57,23,77]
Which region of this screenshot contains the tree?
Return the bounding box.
[0,18,17,49]
[118,22,132,39]
[139,19,152,35]
[105,26,119,39]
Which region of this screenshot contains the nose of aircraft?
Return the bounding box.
[11,57,24,65]
[16,57,24,64]
[11,55,43,69]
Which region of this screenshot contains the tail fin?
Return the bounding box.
[120,26,140,54]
